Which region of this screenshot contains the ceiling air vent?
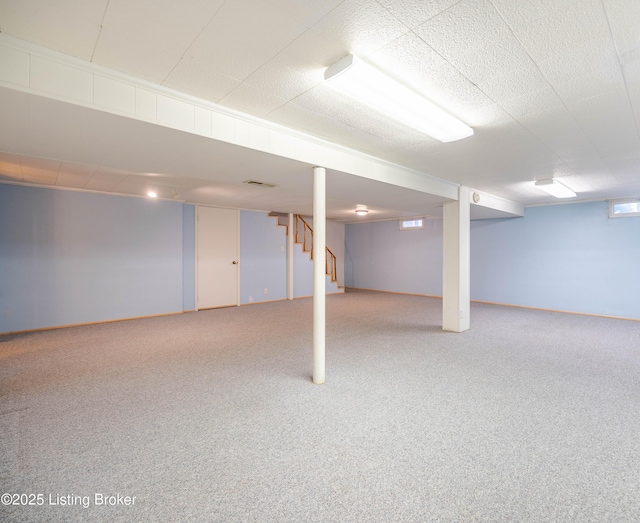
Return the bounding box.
[243,180,277,188]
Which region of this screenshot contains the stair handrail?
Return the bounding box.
[295,215,338,283]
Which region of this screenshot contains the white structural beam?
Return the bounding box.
[443,186,471,332]
[287,212,294,300]
[313,166,326,384]
[0,34,461,201]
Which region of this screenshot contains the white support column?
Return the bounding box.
[443,186,471,332]
[313,166,326,384]
[287,212,294,300]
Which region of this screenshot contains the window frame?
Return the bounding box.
[399,217,425,230]
[608,198,640,218]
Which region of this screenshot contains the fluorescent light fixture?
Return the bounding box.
[355,208,368,216]
[324,55,473,143]
[534,179,576,199]
[147,190,157,198]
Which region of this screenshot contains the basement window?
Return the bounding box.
[609,198,640,218]
[399,218,424,230]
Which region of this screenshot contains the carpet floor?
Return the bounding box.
[1,289,639,522]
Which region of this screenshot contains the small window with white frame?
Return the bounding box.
[609,198,640,218]
[399,217,424,230]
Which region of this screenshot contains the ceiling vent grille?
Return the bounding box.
[243,180,277,188]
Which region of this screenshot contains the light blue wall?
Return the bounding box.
[292,242,342,296]
[471,201,640,319]
[0,184,183,333]
[293,243,314,297]
[345,218,443,296]
[239,210,286,304]
[182,204,196,311]
[344,201,640,319]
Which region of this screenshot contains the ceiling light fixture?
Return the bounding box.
[147,190,157,198]
[324,55,473,143]
[534,179,576,199]
[355,208,368,216]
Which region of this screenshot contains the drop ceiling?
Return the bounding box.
[0,0,639,220]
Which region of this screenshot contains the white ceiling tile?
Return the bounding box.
[242,61,320,102]
[493,0,609,63]
[516,107,598,162]
[0,152,23,180]
[552,63,627,104]
[308,0,409,59]
[469,105,517,131]
[177,0,307,82]
[500,87,564,120]
[92,0,226,83]
[85,168,129,192]
[414,0,531,84]
[220,83,290,117]
[377,0,462,28]
[268,101,369,144]
[20,156,61,184]
[603,0,640,61]
[476,64,550,104]
[623,60,640,137]
[163,66,240,103]
[55,171,93,188]
[268,26,348,79]
[56,161,99,188]
[366,33,495,119]
[0,0,105,61]
[93,30,185,84]
[111,174,183,199]
[2,0,640,210]
[535,41,619,87]
[261,0,343,28]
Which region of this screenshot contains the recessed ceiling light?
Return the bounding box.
[147,190,157,198]
[534,179,576,198]
[324,55,473,143]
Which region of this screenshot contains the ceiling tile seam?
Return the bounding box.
[17,155,24,182]
[53,160,62,186]
[263,5,342,72]
[374,0,465,27]
[600,0,640,140]
[372,0,412,30]
[90,0,110,63]
[84,165,103,189]
[111,174,129,192]
[160,0,230,85]
[487,0,611,179]
[224,1,372,99]
[402,26,568,170]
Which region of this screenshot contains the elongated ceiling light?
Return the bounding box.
[534,179,576,199]
[324,55,473,143]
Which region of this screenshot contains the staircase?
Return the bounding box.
[269,212,341,291]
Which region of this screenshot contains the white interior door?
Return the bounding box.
[197,206,239,309]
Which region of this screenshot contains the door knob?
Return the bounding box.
[232,261,238,264]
